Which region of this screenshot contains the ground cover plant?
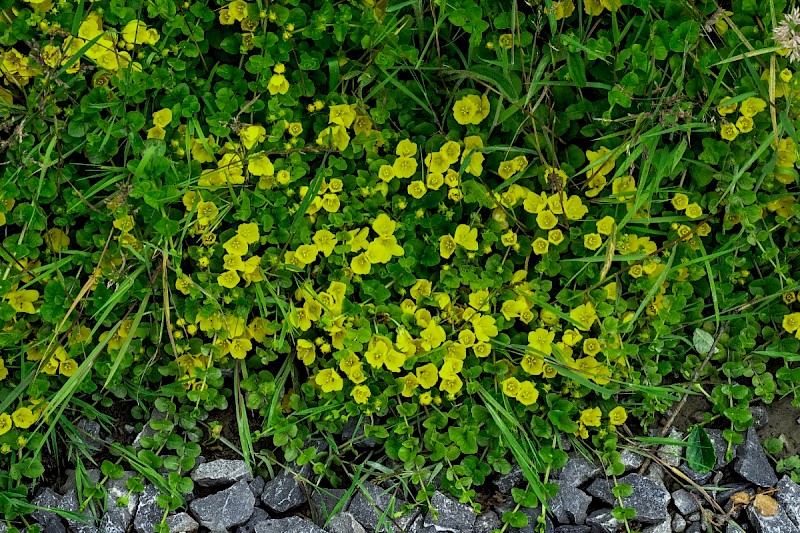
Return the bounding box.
[2,0,800,529]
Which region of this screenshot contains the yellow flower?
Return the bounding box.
[501,231,517,247]
[396,139,418,157]
[498,160,517,180]
[685,203,703,219]
[454,225,479,250]
[740,97,766,117]
[350,253,372,275]
[217,271,240,289]
[584,233,603,250]
[12,407,35,429]
[471,314,498,342]
[474,342,491,357]
[554,0,575,19]
[528,328,554,356]
[228,337,252,359]
[295,244,319,265]
[502,377,521,397]
[240,124,266,149]
[237,223,260,244]
[316,368,344,393]
[416,363,439,389]
[609,406,628,426]
[585,146,615,178]
[532,238,550,255]
[536,210,558,230]
[147,126,166,140]
[671,193,689,210]
[393,156,418,179]
[313,230,338,257]
[44,228,70,253]
[564,196,589,220]
[717,97,737,116]
[379,165,395,182]
[286,122,303,137]
[439,372,463,395]
[453,96,479,125]
[521,353,544,375]
[515,381,539,406]
[328,104,357,128]
[352,385,371,404]
[783,312,800,333]
[224,235,249,256]
[440,235,457,259]
[408,180,427,199]
[440,141,461,164]
[582,338,602,356]
[570,302,597,331]
[720,123,739,141]
[580,407,602,427]
[5,290,39,314]
[268,73,290,95]
[736,116,754,133]
[0,413,11,435]
[248,152,274,176]
[152,108,172,129]
[596,216,615,236]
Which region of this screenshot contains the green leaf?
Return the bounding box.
[101,460,125,479]
[364,424,389,439]
[502,510,528,528]
[612,483,633,499]
[692,329,718,355]
[567,52,586,87]
[685,426,716,474]
[10,457,45,480]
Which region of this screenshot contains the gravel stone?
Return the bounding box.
[685,524,702,533]
[585,474,670,524]
[494,465,524,493]
[33,488,63,527]
[558,454,602,489]
[236,507,270,533]
[260,469,308,513]
[585,509,621,533]
[134,485,162,533]
[750,406,769,430]
[99,475,139,533]
[253,517,327,533]
[734,428,778,488]
[191,459,253,487]
[473,511,501,533]
[43,521,67,533]
[656,429,684,467]
[619,449,644,471]
[75,419,104,452]
[58,489,98,533]
[554,527,591,533]
[706,429,737,469]
[309,487,348,523]
[165,512,199,533]
[672,489,700,515]
[341,417,378,449]
[678,463,713,485]
[644,519,672,533]
[188,479,255,531]
[422,491,476,532]
[777,476,800,527]
[327,512,368,533]
[747,503,800,533]
[548,481,592,525]
[248,477,265,499]
[348,482,416,533]
[61,469,101,495]
[672,515,687,533]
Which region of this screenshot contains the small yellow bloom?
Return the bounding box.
[671,193,689,211]
[584,233,603,250]
[12,407,36,429]
[739,97,766,118]
[685,203,703,219]
[608,406,628,426]
[720,123,739,142]
[579,407,602,427]
[316,368,344,393]
[717,97,737,116]
[352,385,371,404]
